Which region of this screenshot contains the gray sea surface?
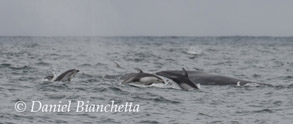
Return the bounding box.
[0,36,293,124]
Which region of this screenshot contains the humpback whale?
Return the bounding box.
[156,70,270,86]
[44,69,79,82]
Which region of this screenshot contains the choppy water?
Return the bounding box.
[1,36,293,124]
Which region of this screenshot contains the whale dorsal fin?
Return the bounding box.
[182,68,189,78]
[135,68,143,73]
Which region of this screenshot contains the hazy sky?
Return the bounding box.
[0,0,293,36]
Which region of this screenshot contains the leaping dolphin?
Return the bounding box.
[43,69,79,82]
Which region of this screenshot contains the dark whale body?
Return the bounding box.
[156,70,270,86]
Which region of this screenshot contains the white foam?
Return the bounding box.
[187,46,204,55]
[243,83,260,87]
[237,81,241,86]
[196,83,201,89]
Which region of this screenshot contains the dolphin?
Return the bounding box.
[156,70,270,86]
[43,69,79,82]
[156,68,200,90]
[121,68,164,85]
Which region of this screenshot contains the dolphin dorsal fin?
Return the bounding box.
[182,68,189,78]
[135,68,143,73]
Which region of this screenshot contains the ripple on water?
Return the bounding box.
[79,63,92,67]
[9,65,37,74]
[108,86,130,95]
[138,120,159,124]
[38,82,70,92]
[253,109,274,113]
[91,87,107,92]
[132,95,181,104]
[45,94,67,99]
[35,61,51,66]
[78,73,96,78]
[0,63,11,68]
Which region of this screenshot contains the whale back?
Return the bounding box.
[157,70,257,86]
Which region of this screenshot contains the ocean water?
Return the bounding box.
[0,36,293,124]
